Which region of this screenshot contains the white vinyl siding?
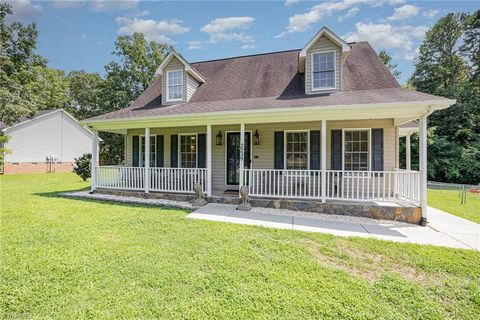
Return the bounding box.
[305,36,341,94]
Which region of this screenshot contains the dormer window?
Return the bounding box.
[311,51,336,91]
[166,69,184,102]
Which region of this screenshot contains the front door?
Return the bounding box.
[226,132,251,185]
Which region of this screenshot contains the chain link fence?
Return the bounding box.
[428,181,480,205]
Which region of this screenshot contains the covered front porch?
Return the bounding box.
[87,111,429,223]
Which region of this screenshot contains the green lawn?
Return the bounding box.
[1,173,479,319]
[428,189,480,223]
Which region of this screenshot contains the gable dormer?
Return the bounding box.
[299,27,350,94]
[155,50,205,104]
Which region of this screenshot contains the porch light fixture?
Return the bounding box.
[253,129,260,145]
[216,130,223,145]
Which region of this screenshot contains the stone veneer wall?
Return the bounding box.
[94,189,422,225]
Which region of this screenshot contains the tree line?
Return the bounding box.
[0,3,170,164]
[1,3,478,184]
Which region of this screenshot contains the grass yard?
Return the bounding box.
[428,189,480,223]
[1,173,479,319]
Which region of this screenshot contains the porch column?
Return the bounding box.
[395,126,400,169]
[321,120,327,202]
[144,127,150,193]
[406,133,411,170]
[90,129,98,193]
[419,115,427,222]
[239,123,245,198]
[206,124,212,197]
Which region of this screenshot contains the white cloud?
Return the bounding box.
[344,22,428,60]
[201,16,255,44]
[284,0,300,6]
[241,44,255,50]
[388,4,419,21]
[115,17,189,44]
[80,33,91,41]
[338,7,360,22]
[276,0,404,37]
[422,9,439,19]
[187,41,203,50]
[89,0,139,13]
[5,0,43,22]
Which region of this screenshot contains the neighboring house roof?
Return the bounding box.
[84,41,451,123]
[0,110,57,131]
[1,109,101,140]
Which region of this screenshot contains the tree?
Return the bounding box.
[73,153,91,181]
[461,10,480,85]
[378,50,401,79]
[95,33,170,165]
[408,11,480,184]
[0,3,44,125]
[67,70,104,119]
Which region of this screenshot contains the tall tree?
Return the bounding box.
[378,50,401,79]
[67,70,103,119]
[96,33,170,164]
[0,3,44,125]
[408,11,480,184]
[461,10,480,85]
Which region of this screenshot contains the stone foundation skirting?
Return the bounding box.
[94,189,422,224]
[3,162,74,174]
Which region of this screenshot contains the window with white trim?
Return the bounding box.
[180,134,197,168]
[140,135,156,167]
[344,130,369,171]
[167,70,183,101]
[312,51,335,90]
[285,131,309,170]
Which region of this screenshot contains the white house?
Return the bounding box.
[1,109,97,174]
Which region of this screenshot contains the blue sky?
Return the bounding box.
[7,0,479,83]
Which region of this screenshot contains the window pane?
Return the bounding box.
[180,135,196,168]
[285,131,308,170]
[344,130,369,171]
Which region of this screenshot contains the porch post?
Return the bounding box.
[206,124,212,197]
[406,133,411,170]
[239,123,245,198]
[419,115,427,223]
[144,127,150,193]
[321,120,327,202]
[90,129,98,193]
[395,126,400,169]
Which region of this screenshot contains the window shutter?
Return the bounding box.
[310,130,320,170]
[331,130,342,170]
[156,135,164,167]
[274,131,284,169]
[170,135,178,168]
[197,134,206,168]
[132,135,139,167]
[371,128,384,171]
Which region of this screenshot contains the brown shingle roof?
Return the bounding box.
[86,42,448,122]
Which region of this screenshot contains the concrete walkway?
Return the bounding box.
[187,204,479,250]
[427,206,479,250]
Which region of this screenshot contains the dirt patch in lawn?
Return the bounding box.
[302,239,442,284]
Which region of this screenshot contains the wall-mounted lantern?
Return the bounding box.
[216,130,223,145]
[253,129,260,145]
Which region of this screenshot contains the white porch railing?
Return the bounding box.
[95,166,208,194]
[243,168,420,205]
[244,169,322,199]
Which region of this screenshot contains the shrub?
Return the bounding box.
[73,153,91,181]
